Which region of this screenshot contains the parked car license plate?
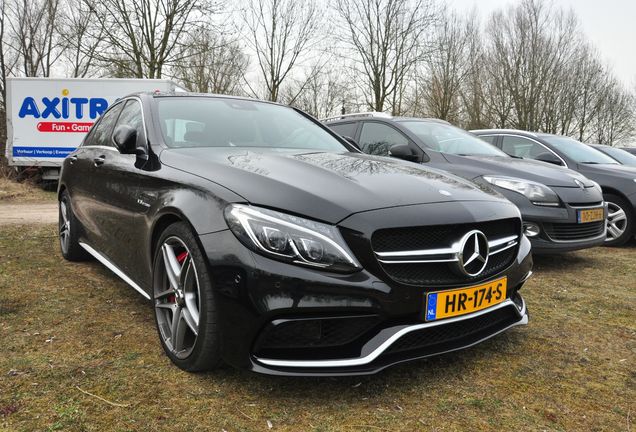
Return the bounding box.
[577,207,605,223]
[425,277,507,321]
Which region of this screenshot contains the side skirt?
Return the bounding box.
[79,242,151,300]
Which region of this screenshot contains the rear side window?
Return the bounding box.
[358,122,408,156]
[84,103,124,147]
[329,122,358,139]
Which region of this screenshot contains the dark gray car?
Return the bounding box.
[472,129,636,246]
[591,144,636,167]
[323,114,606,254]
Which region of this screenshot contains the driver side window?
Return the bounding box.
[114,100,146,149]
[359,122,409,156]
[501,136,547,159]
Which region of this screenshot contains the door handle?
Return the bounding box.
[93,155,106,166]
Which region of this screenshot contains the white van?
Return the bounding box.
[4,77,184,179]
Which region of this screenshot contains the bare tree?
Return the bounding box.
[88,0,216,78]
[333,0,437,114]
[592,78,635,144]
[5,0,63,77]
[58,0,106,77]
[173,27,248,94]
[283,63,348,118]
[420,10,470,122]
[457,12,488,129]
[241,0,322,102]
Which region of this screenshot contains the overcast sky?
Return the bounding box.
[449,0,636,87]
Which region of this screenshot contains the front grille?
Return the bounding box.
[383,246,516,286]
[568,201,603,207]
[384,305,518,355]
[255,316,380,350]
[372,219,520,287]
[373,219,518,253]
[544,221,605,241]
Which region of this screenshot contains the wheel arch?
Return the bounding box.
[150,209,193,260]
[600,186,631,205]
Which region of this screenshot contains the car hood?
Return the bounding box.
[442,154,595,187]
[160,148,507,223]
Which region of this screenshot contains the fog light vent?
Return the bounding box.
[523,222,540,238]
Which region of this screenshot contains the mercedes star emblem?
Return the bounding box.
[455,230,490,277]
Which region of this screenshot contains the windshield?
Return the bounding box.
[399,121,508,157]
[597,146,636,166]
[541,136,619,164]
[156,97,347,152]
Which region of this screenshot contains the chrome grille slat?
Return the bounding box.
[376,236,518,264]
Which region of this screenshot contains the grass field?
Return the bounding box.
[0,177,56,203]
[0,224,634,431]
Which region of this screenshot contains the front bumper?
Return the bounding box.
[499,187,606,254]
[251,294,528,376]
[198,210,533,376]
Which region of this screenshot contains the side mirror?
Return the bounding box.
[342,135,361,151]
[389,144,420,162]
[535,152,563,166]
[113,125,148,160]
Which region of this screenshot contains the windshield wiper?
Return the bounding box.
[580,161,601,164]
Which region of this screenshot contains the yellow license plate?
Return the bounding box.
[425,277,507,321]
[577,207,604,223]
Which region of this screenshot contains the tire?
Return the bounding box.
[152,222,221,372]
[603,193,634,246]
[59,190,91,261]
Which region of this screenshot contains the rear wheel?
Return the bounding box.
[603,193,634,246]
[152,222,221,371]
[59,190,91,261]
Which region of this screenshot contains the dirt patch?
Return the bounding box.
[0,203,57,225]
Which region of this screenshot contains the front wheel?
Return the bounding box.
[59,190,91,261]
[603,193,634,246]
[152,222,222,371]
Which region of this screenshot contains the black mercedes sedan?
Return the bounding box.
[58,94,531,376]
[472,129,636,246]
[323,114,606,254]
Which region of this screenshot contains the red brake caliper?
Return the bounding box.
[176,251,188,264]
[168,251,189,303]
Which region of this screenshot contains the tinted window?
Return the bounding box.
[501,136,550,159]
[157,97,346,152]
[329,122,358,138]
[359,122,408,156]
[479,135,497,145]
[541,136,619,164]
[85,102,124,147]
[400,121,506,156]
[116,100,146,147]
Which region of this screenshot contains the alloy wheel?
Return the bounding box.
[154,237,201,359]
[606,201,627,242]
[59,199,70,253]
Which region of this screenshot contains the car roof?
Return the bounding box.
[470,128,541,138]
[323,113,451,125]
[120,91,286,108]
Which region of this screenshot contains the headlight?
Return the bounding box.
[482,175,560,207]
[224,204,361,273]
